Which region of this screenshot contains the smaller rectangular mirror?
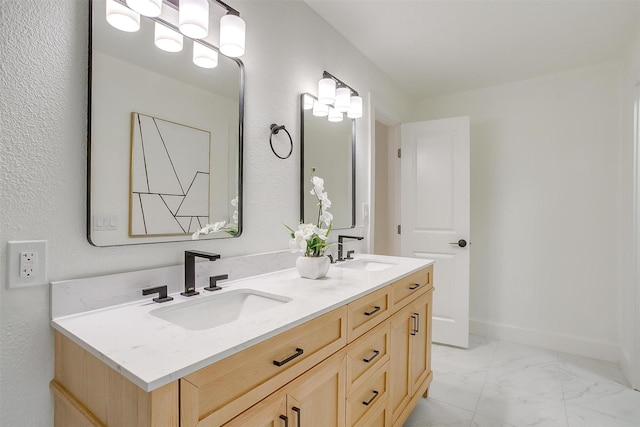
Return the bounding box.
[300,93,355,229]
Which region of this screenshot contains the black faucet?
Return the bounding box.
[183,250,220,296]
[337,235,364,261]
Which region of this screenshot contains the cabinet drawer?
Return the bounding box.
[180,306,347,427]
[346,321,390,394]
[391,266,432,310]
[362,396,390,427]
[346,363,389,427]
[347,287,391,342]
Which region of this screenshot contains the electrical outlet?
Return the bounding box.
[7,240,48,289]
[20,251,37,278]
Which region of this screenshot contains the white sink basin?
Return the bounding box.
[150,289,291,331]
[337,259,397,272]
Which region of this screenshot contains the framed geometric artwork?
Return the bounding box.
[129,112,211,236]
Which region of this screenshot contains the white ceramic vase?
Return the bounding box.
[296,256,330,279]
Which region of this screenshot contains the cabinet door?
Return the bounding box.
[389,303,413,423]
[222,392,288,427]
[409,291,432,394]
[285,352,346,427]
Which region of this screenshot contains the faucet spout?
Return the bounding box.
[337,235,364,262]
[183,250,221,296]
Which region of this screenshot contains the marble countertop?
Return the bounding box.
[51,254,432,392]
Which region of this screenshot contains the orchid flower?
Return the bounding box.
[285,174,334,257]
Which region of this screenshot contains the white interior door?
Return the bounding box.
[401,117,470,348]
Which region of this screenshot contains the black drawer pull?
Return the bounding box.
[363,350,380,363]
[273,348,304,367]
[292,407,301,426]
[410,314,417,336]
[362,390,379,406]
[409,283,421,290]
[364,306,381,316]
[279,415,288,427]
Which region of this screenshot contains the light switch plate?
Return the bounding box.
[7,240,48,289]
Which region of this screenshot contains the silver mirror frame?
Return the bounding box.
[299,93,356,229]
[86,0,244,246]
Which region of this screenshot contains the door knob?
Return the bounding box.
[449,239,467,248]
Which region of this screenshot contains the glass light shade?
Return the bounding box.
[318,78,336,105]
[106,0,140,32]
[126,0,162,17]
[313,100,329,117]
[347,96,363,119]
[219,14,246,58]
[328,107,343,122]
[334,87,351,113]
[302,94,314,110]
[155,22,183,52]
[179,0,209,39]
[193,42,218,68]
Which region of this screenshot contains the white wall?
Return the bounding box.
[412,62,624,360]
[620,15,640,388]
[0,1,411,425]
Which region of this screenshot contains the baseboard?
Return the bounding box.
[469,319,620,363]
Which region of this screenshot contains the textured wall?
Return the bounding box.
[0,1,411,425]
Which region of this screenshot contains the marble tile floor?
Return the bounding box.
[404,335,640,427]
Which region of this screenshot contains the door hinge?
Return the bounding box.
[397,148,401,158]
[397,225,401,234]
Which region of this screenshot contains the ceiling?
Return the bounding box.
[304,0,640,99]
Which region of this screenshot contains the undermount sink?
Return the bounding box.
[150,289,291,331]
[337,259,397,272]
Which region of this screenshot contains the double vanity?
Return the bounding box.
[50,254,434,426]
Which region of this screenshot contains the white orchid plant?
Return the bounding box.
[286,174,333,257]
[192,196,239,239]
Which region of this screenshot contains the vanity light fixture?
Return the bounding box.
[334,87,351,113]
[312,100,329,117]
[314,71,362,120]
[193,42,218,68]
[105,0,247,58]
[179,0,209,39]
[126,0,162,17]
[302,94,314,110]
[347,96,363,119]
[106,0,141,32]
[328,107,343,122]
[219,12,246,57]
[318,77,336,105]
[154,21,183,52]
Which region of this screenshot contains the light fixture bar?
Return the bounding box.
[160,0,239,18]
[322,71,359,97]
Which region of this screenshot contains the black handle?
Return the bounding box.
[142,285,173,303]
[409,283,421,290]
[414,312,420,333]
[346,250,355,260]
[364,306,381,316]
[273,348,304,367]
[292,407,301,426]
[362,390,379,406]
[449,239,467,248]
[363,350,380,363]
[279,415,288,427]
[410,314,417,336]
[204,274,228,291]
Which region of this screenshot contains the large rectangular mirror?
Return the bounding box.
[88,0,243,246]
[300,93,355,229]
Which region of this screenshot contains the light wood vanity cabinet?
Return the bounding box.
[52,264,433,427]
